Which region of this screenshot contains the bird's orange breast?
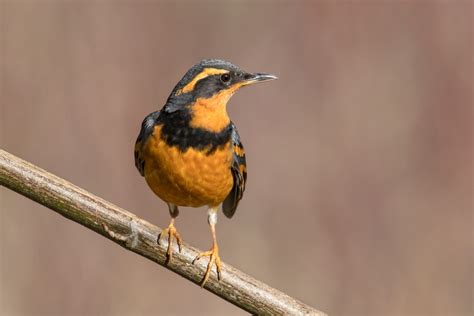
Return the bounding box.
[143,125,233,208]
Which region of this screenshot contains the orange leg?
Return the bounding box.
[158,204,182,264]
[193,207,222,287]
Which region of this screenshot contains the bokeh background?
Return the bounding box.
[1,1,472,315]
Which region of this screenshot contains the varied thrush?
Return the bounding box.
[134,59,277,286]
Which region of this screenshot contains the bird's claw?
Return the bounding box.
[158,222,182,264]
[193,244,222,287]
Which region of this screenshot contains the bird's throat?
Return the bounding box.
[189,91,233,133]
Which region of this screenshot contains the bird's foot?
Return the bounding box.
[192,243,222,287]
[157,222,183,264]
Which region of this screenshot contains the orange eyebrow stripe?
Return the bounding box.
[178,68,229,95]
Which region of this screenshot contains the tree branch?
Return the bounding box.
[0,149,326,315]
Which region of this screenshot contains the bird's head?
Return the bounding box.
[164,59,277,132]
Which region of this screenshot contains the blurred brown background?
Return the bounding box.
[1,1,472,316]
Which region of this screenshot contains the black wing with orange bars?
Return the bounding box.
[222,123,247,218]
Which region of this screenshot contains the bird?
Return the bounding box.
[134,59,277,286]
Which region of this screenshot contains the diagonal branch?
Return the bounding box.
[0,149,326,316]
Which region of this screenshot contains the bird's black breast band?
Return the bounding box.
[140,109,233,154]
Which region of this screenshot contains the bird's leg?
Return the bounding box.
[158,203,183,264]
[193,206,222,287]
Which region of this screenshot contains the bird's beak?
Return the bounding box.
[242,73,278,86]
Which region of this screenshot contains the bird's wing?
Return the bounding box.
[222,123,247,218]
[134,111,160,176]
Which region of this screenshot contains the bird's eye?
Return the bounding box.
[220,73,231,83]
